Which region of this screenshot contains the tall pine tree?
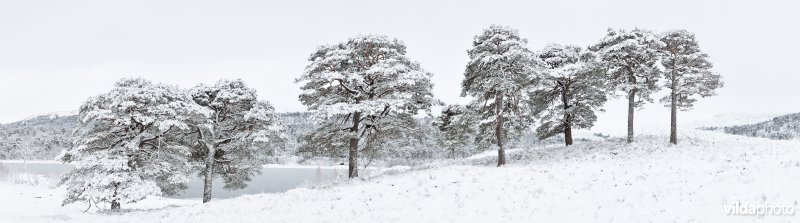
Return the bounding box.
[659,30,723,144]
[297,34,437,178]
[462,25,537,166]
[590,28,663,143]
[530,44,608,146]
[185,79,285,203]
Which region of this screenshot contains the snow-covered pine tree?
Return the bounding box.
[531,44,608,146]
[462,25,537,166]
[59,78,198,210]
[185,79,285,203]
[433,105,477,158]
[658,30,723,144]
[297,34,437,178]
[590,28,663,143]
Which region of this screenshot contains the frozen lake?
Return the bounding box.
[0,161,345,199]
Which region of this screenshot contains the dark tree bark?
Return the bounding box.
[564,115,573,146]
[562,83,573,146]
[110,185,120,209]
[348,112,361,178]
[495,94,506,167]
[669,70,678,144]
[627,88,637,143]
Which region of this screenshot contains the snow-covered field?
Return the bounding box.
[2,128,799,222]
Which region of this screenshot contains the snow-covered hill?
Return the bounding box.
[2,128,799,222]
[707,113,800,140]
[0,113,77,160]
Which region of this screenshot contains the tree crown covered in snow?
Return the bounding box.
[59,78,199,207]
[658,29,724,110]
[186,79,286,190]
[296,34,438,161]
[530,44,608,139]
[590,28,664,107]
[462,25,537,146]
[298,34,437,121]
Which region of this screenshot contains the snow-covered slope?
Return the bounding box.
[0,113,78,160]
[3,129,799,222]
[709,113,800,140]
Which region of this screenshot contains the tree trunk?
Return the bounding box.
[348,112,361,178]
[627,88,637,143]
[562,83,573,146]
[495,94,506,167]
[202,141,215,203]
[198,126,216,203]
[669,72,678,145]
[110,184,120,209]
[564,116,573,146]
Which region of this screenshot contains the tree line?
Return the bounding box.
[59,25,722,210]
[302,25,722,169]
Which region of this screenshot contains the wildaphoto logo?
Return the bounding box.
[724,201,797,216]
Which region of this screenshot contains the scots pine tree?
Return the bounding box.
[462,25,537,166]
[59,78,198,210]
[590,28,663,143]
[297,34,437,178]
[659,30,723,144]
[531,44,608,146]
[185,79,285,203]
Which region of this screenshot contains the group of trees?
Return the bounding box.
[458,26,722,165]
[58,25,724,210]
[59,78,285,209]
[440,25,723,166]
[297,25,723,170]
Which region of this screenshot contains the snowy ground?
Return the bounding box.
[2,128,799,222]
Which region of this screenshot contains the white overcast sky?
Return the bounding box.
[1,0,799,134]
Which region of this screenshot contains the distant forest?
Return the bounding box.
[0,112,318,160]
[703,113,800,140]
